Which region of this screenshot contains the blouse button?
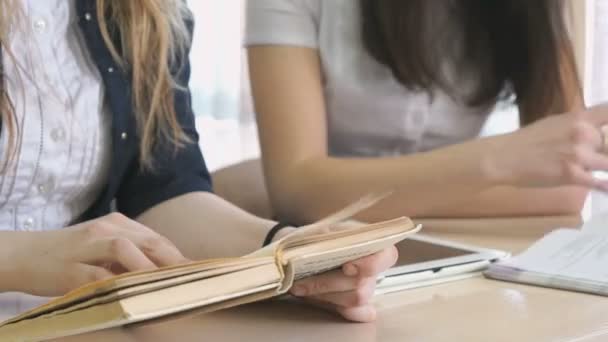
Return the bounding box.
[37,184,47,194]
[33,19,47,33]
[37,176,55,195]
[84,13,93,21]
[107,67,115,73]
[121,132,128,140]
[50,127,66,142]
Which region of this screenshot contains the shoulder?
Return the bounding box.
[246,0,322,19]
[244,0,362,48]
[245,0,360,27]
[245,0,332,48]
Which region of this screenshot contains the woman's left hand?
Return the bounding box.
[288,246,398,322]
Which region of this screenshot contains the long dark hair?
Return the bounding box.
[360,0,580,124]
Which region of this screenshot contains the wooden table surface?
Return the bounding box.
[8,215,608,342]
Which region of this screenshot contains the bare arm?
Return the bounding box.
[136,191,400,322]
[136,192,277,260]
[0,192,395,323]
[248,46,587,224]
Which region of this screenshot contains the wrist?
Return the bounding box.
[263,222,297,247]
[272,226,297,242]
[478,133,516,186]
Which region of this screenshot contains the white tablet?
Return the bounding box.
[376,234,509,295]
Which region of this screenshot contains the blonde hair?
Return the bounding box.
[0,0,19,169]
[0,0,192,169]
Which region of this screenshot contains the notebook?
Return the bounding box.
[484,228,608,295]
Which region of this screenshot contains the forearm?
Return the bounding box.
[409,185,587,218]
[250,46,589,224]
[265,135,503,222]
[136,192,277,260]
[0,232,27,292]
[266,141,587,223]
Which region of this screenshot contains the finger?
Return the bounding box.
[298,297,378,323]
[104,214,189,266]
[585,103,608,126]
[564,163,604,189]
[131,234,189,267]
[307,278,376,308]
[597,180,608,193]
[342,246,398,278]
[336,305,377,323]
[582,152,608,172]
[66,264,114,291]
[79,237,158,272]
[291,271,375,296]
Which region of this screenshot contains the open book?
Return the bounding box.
[0,194,420,341]
[485,228,608,295]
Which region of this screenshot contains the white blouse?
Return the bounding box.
[0,0,111,232]
[246,0,495,157]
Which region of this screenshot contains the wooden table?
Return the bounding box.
[12,215,608,342]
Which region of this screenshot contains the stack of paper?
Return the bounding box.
[485,229,608,295]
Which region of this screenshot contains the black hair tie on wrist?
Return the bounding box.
[263,222,292,247]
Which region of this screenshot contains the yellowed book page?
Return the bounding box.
[0,282,279,342]
[121,263,281,320]
[284,217,415,249]
[305,191,393,227]
[249,192,393,258]
[282,218,417,260]
[40,258,275,319]
[3,192,408,335]
[0,299,127,342]
[1,257,264,326]
[130,287,283,332]
[284,224,421,282]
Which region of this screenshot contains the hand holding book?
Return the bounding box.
[0,194,419,340]
[263,193,403,322]
[290,245,398,321]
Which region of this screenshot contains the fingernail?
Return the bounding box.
[291,285,307,296]
[343,264,358,277]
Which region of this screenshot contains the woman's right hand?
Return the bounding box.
[487,104,608,191]
[3,213,188,297]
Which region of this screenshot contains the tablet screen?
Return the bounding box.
[394,238,475,266]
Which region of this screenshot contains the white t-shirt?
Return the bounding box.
[245,0,495,157]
